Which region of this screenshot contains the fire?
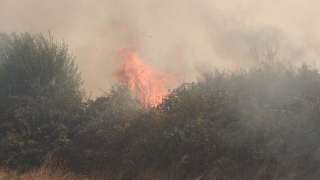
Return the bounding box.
[114,47,177,107]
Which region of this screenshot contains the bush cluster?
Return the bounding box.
[1,32,320,179]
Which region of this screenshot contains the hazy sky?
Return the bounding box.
[1,0,320,97]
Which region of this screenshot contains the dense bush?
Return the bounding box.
[1,32,320,179]
[66,46,320,179]
[0,32,84,170]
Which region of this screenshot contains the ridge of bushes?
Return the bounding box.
[1,32,320,179]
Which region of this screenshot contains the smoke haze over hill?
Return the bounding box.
[1,0,320,97]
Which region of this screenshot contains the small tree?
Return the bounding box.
[0,32,84,169]
[0,32,83,101]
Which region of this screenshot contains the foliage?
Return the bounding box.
[0,32,84,170]
[69,44,320,179]
[2,32,320,179]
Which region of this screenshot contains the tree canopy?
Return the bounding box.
[0,32,84,169]
[0,32,83,101]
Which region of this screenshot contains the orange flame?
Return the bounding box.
[114,47,177,107]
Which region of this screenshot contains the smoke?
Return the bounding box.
[1,0,320,97]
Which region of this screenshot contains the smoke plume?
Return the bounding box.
[1,0,320,97]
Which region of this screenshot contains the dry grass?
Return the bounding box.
[0,152,87,180]
[0,168,21,180]
[0,158,300,180]
[0,166,297,180]
[0,167,87,180]
[21,153,87,180]
[21,167,87,180]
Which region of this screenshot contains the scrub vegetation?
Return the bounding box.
[1,32,320,179]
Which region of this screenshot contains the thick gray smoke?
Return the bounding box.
[1,0,319,97]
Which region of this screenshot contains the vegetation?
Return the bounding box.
[1,32,320,179]
[0,32,84,170]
